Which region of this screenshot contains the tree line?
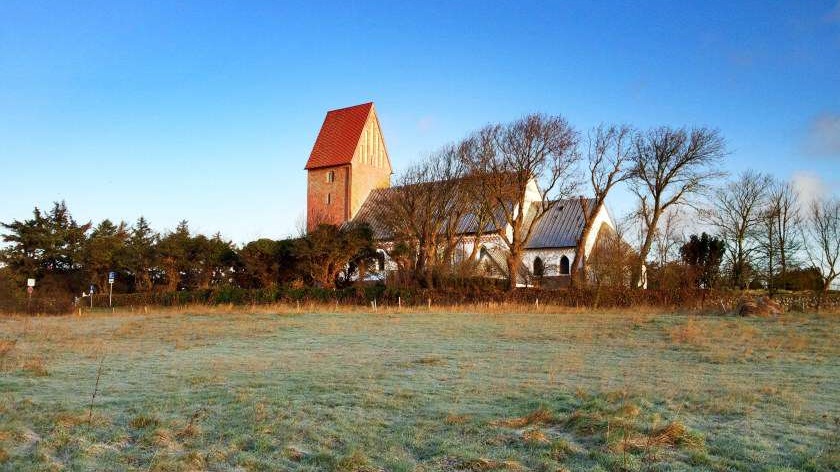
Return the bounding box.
[1,113,839,304]
[0,203,376,303]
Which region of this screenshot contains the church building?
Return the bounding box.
[304,102,618,286]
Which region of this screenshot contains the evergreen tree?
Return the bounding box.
[680,232,725,289]
[83,219,129,291]
[157,220,191,291]
[126,216,159,292]
[1,202,90,294]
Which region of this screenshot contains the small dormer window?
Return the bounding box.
[327,171,335,183]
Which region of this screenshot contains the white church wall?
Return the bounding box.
[583,205,615,258]
[521,248,576,277]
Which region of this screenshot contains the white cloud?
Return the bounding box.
[791,171,828,208]
[417,116,436,133]
[803,112,840,159]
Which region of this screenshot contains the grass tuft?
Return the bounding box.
[444,413,470,425]
[21,357,48,376]
[129,414,160,429]
[413,356,445,366]
[337,450,375,471]
[458,458,523,471]
[491,407,554,428]
[152,428,180,451]
[521,428,549,444]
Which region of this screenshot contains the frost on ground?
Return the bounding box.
[0,311,838,471]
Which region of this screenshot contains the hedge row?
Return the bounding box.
[6,285,839,315]
[78,286,840,312]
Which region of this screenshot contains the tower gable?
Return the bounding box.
[348,107,392,219]
[350,107,392,173]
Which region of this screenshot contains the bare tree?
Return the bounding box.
[465,114,580,290]
[703,170,772,289]
[652,207,686,267]
[437,142,474,267]
[460,129,501,263]
[588,219,636,289]
[629,127,726,287]
[757,180,802,294]
[758,205,780,295]
[802,196,840,299]
[379,145,465,286]
[570,124,633,286]
[769,181,802,282]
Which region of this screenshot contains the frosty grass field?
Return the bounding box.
[0,309,838,471]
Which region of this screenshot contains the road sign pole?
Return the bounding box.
[107,272,115,308]
[26,278,35,312]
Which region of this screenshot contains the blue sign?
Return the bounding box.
[108,272,116,283]
[90,284,95,294]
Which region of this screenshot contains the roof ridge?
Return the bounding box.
[326,102,373,114]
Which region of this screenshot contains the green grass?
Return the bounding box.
[0,310,838,471]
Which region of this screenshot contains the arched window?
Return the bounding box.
[533,257,544,277]
[560,255,570,275]
[327,170,335,183]
[376,251,386,271]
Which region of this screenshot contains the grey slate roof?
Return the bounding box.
[352,188,395,240]
[524,198,596,249]
[353,184,596,250]
[353,186,508,240]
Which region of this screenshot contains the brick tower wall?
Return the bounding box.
[307,165,350,231]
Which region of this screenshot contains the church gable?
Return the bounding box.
[347,105,392,221]
[350,107,392,173]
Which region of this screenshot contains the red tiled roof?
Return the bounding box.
[304,102,373,170]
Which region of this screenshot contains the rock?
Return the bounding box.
[737,296,783,317]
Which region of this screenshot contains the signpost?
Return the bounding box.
[27,278,35,310]
[108,272,116,307]
[89,284,95,309]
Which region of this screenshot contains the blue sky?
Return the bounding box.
[1,1,839,243]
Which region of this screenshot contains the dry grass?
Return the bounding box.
[129,414,160,429]
[0,300,678,320]
[458,458,524,471]
[444,414,470,425]
[491,407,555,428]
[521,428,550,444]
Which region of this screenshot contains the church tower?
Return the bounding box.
[304,102,392,232]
